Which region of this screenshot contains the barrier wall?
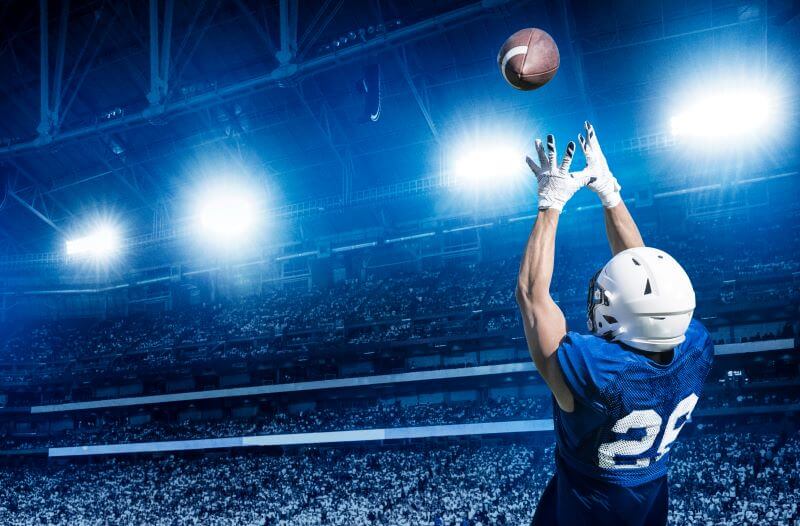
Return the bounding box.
[31,339,795,415]
[31,362,536,413]
[36,401,800,458]
[48,419,555,457]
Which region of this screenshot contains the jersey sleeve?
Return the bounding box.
[556,332,615,413]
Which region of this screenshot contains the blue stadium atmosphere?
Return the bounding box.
[0,0,798,525]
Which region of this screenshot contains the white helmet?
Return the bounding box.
[587,247,695,352]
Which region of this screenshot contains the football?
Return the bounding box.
[497,28,560,91]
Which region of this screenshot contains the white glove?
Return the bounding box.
[526,134,588,212]
[577,121,621,208]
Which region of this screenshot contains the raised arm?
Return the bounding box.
[578,121,645,255]
[603,202,644,255]
[516,209,574,412]
[516,135,587,413]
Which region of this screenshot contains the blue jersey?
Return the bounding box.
[554,318,714,486]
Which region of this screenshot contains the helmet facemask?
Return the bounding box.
[587,269,610,337]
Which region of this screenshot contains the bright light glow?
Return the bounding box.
[452,143,525,189]
[670,88,776,139]
[65,225,121,259]
[194,181,262,246]
[199,192,257,236]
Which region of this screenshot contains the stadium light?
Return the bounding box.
[65,225,121,259]
[670,87,777,139]
[193,180,263,246]
[451,141,526,190]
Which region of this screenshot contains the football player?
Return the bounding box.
[516,122,714,526]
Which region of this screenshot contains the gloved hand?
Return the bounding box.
[526,134,588,212]
[577,121,622,208]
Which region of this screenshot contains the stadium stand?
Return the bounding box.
[0,432,797,525]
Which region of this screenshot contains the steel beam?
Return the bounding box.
[289,0,298,50]
[37,0,50,138]
[169,0,223,94]
[232,0,277,54]
[58,14,118,128]
[170,0,211,79]
[297,0,341,59]
[0,0,514,157]
[394,47,439,142]
[57,2,101,121]
[94,141,158,213]
[160,0,174,96]
[300,2,328,46]
[147,0,161,105]
[581,17,769,56]
[276,0,297,64]
[51,0,69,130]
[8,188,64,234]
[294,86,353,199]
[550,0,595,122]
[225,0,351,204]
[279,0,289,51]
[7,159,76,225]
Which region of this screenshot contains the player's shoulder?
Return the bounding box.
[680,318,715,363]
[556,332,633,405]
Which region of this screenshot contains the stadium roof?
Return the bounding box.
[0,0,798,257]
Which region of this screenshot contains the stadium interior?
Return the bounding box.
[0,0,798,524]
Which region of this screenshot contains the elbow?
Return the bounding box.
[516,281,552,321]
[515,281,528,307]
[515,281,536,311]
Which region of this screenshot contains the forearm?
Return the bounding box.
[603,200,644,255]
[580,121,639,254]
[517,209,559,302]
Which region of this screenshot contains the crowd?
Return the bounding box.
[0,214,793,410]
[0,252,795,376]
[668,432,800,525]
[701,389,800,411]
[0,431,796,525]
[736,323,796,343]
[1,397,552,450]
[0,260,519,365]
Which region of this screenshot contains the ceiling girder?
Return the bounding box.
[0,0,514,157]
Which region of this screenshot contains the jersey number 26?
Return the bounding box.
[598,393,698,469]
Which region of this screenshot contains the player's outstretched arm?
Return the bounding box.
[578,122,644,255]
[516,135,586,413]
[602,201,645,255]
[516,210,574,412]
